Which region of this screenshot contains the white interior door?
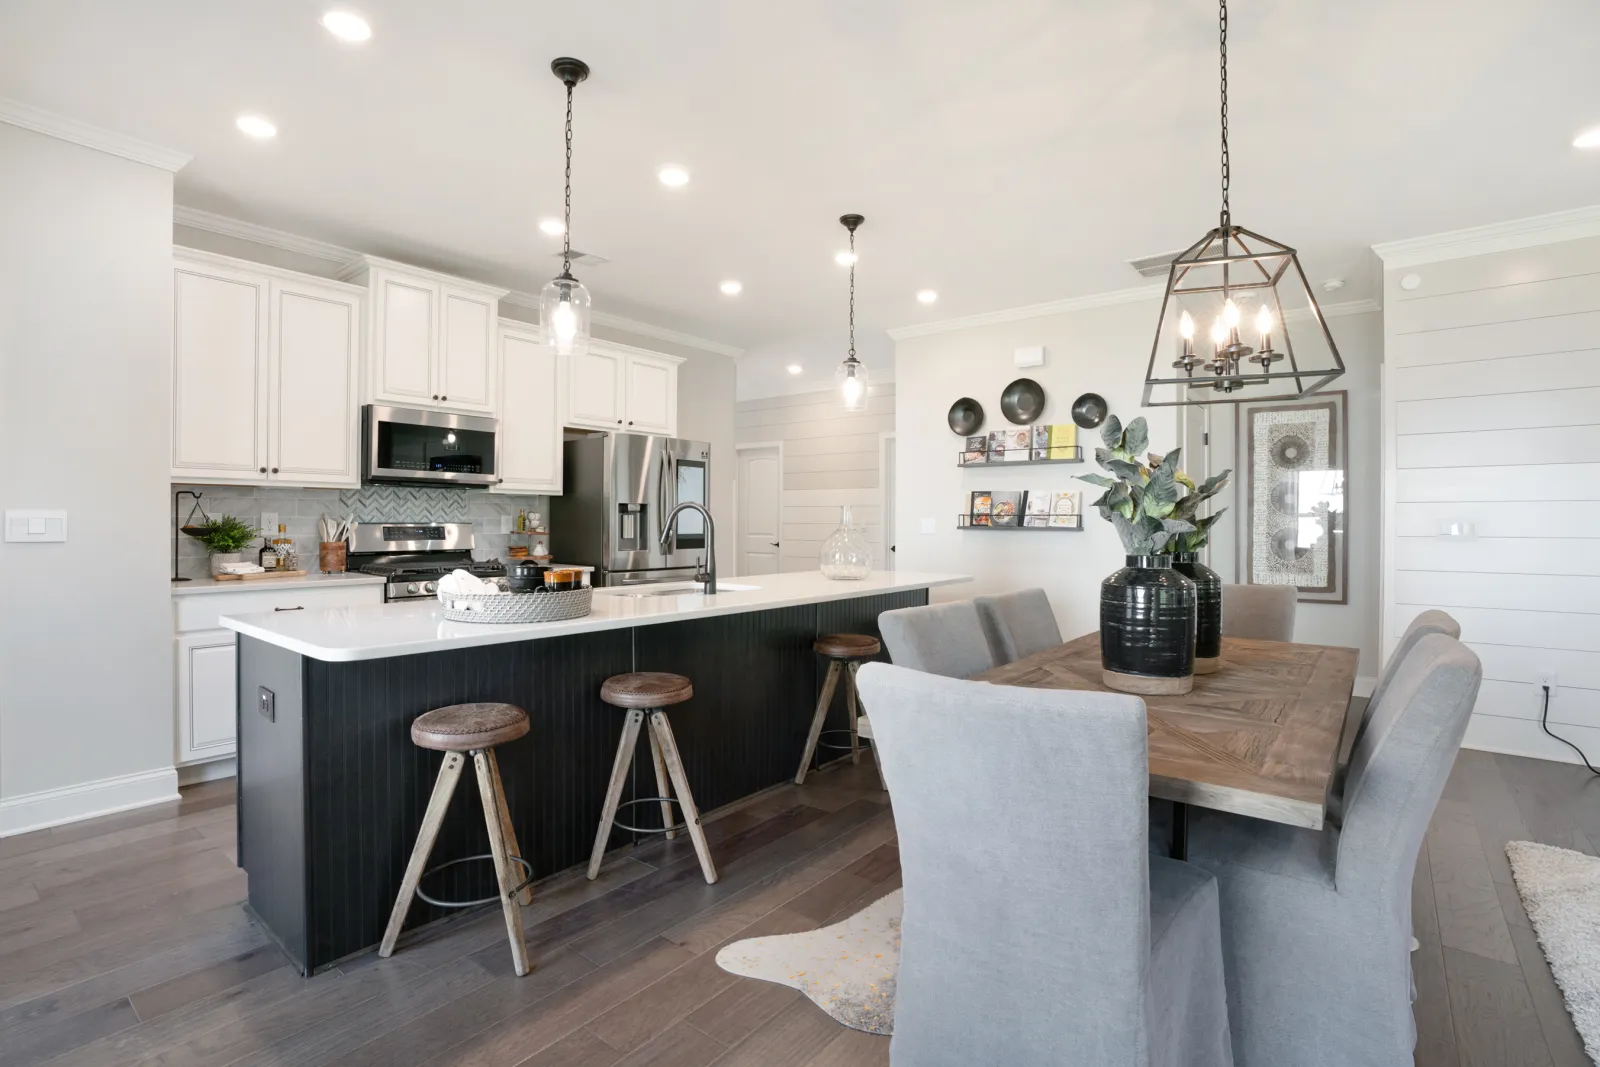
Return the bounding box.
[883,434,897,570]
[737,445,781,576]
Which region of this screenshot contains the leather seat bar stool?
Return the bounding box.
[588,672,718,885]
[796,634,885,788]
[379,702,534,976]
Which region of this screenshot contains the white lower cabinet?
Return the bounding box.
[177,631,238,763]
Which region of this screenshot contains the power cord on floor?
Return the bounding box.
[1538,683,1600,777]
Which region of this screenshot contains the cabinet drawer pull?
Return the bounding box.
[274,606,304,612]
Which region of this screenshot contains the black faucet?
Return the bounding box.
[661,501,716,594]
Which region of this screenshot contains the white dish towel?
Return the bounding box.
[437,569,504,607]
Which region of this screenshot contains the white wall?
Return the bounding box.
[0,124,178,832]
[893,297,1384,681]
[734,385,896,573]
[736,332,894,402]
[1383,231,1600,765]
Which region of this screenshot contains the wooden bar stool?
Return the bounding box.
[588,672,717,885]
[379,702,534,976]
[796,634,884,787]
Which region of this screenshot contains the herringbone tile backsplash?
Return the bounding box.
[337,486,470,522]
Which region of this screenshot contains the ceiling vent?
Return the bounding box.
[1128,250,1182,279]
[554,249,610,268]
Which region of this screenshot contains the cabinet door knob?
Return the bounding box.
[432,394,439,400]
[617,419,623,424]
[270,467,279,474]
[441,395,447,401]
[259,467,267,474]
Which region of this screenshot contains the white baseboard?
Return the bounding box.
[0,766,180,838]
[1354,675,1377,699]
[177,757,236,786]
[1463,712,1600,768]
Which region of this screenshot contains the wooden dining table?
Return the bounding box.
[972,631,1360,859]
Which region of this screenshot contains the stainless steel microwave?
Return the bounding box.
[361,405,500,488]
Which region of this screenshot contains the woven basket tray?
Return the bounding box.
[440,586,592,624]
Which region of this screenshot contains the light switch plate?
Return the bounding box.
[919,517,936,534]
[4,509,68,543]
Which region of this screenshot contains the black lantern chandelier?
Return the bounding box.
[835,214,868,411]
[541,57,592,357]
[1142,0,1344,407]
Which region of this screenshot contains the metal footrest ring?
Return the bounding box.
[612,796,689,835]
[416,853,533,908]
[815,727,872,753]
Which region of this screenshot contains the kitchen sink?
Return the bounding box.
[612,583,760,598]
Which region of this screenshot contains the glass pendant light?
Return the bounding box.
[1141,0,1344,406]
[835,214,869,411]
[540,58,592,357]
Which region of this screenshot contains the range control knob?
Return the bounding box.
[423,581,438,594]
[405,583,420,595]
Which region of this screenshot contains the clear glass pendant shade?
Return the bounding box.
[836,357,869,411]
[819,504,873,580]
[540,272,591,357]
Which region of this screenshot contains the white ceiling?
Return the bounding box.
[4,0,1598,353]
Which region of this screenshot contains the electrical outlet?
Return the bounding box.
[260,511,279,534]
[500,514,512,534]
[1538,672,1558,690]
[1534,673,1558,715]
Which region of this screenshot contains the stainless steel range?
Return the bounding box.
[346,522,505,602]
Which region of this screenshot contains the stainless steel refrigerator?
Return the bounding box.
[550,433,712,587]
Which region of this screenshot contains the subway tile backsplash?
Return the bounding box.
[172,483,550,580]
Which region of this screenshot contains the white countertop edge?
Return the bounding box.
[173,572,387,596]
[220,571,971,662]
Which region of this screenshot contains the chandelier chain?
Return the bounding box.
[847,228,856,360]
[1218,0,1230,232]
[562,80,574,272]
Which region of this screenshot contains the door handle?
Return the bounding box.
[274,606,304,612]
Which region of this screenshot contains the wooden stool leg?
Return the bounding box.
[795,659,843,785]
[486,749,533,906]
[646,728,678,841]
[474,750,530,976]
[845,660,862,765]
[649,711,717,884]
[588,709,643,880]
[379,751,464,958]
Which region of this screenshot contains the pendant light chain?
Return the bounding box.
[1218,0,1230,232]
[562,79,575,273]
[847,227,856,360]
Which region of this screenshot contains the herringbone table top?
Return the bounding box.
[974,633,1360,828]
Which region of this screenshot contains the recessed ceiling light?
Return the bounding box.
[916,289,938,304]
[320,10,371,42]
[719,280,743,296]
[538,218,565,236]
[657,165,690,187]
[235,113,277,139]
[786,364,803,375]
[1574,127,1600,149]
[834,250,857,266]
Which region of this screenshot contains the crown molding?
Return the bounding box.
[1291,297,1382,322]
[174,205,354,264]
[1372,204,1600,268]
[0,97,190,172]
[886,284,1165,340]
[500,289,743,357]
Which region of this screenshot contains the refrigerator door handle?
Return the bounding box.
[656,451,670,552]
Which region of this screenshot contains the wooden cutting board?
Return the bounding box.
[214,569,309,582]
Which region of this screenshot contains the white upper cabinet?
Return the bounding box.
[494,322,562,494]
[343,257,506,415]
[172,251,362,487]
[561,341,682,436]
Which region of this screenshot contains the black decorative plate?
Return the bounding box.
[947,397,984,436]
[1071,392,1108,429]
[1000,378,1046,425]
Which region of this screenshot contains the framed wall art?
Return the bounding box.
[1234,390,1348,605]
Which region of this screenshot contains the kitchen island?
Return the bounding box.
[222,570,968,973]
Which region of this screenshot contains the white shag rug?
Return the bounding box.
[716,888,901,1034]
[1505,840,1600,1062]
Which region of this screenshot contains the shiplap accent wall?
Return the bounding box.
[1383,233,1600,765]
[734,384,894,572]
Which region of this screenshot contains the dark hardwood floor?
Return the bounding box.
[0,750,1593,1066]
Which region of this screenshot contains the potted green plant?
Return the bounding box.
[194,515,260,575]
[1168,466,1231,674]
[1078,415,1198,695]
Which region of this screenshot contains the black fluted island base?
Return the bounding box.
[235,589,925,974]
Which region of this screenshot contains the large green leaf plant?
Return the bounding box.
[1169,463,1231,553]
[1077,415,1196,554]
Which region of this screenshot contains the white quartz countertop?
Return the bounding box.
[172,572,387,596]
[219,570,970,662]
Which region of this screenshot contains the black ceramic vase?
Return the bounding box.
[1172,551,1222,675]
[1100,554,1197,695]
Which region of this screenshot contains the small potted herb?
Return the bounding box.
[194,515,261,575]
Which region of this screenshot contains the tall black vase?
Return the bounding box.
[1100,554,1196,695]
[1172,551,1222,675]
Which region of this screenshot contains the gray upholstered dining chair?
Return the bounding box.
[973,587,1063,664]
[877,599,998,678]
[1184,633,1482,1066]
[855,662,1233,1067]
[1220,584,1297,641]
[1326,608,1461,825]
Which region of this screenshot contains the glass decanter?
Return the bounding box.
[819,504,873,580]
